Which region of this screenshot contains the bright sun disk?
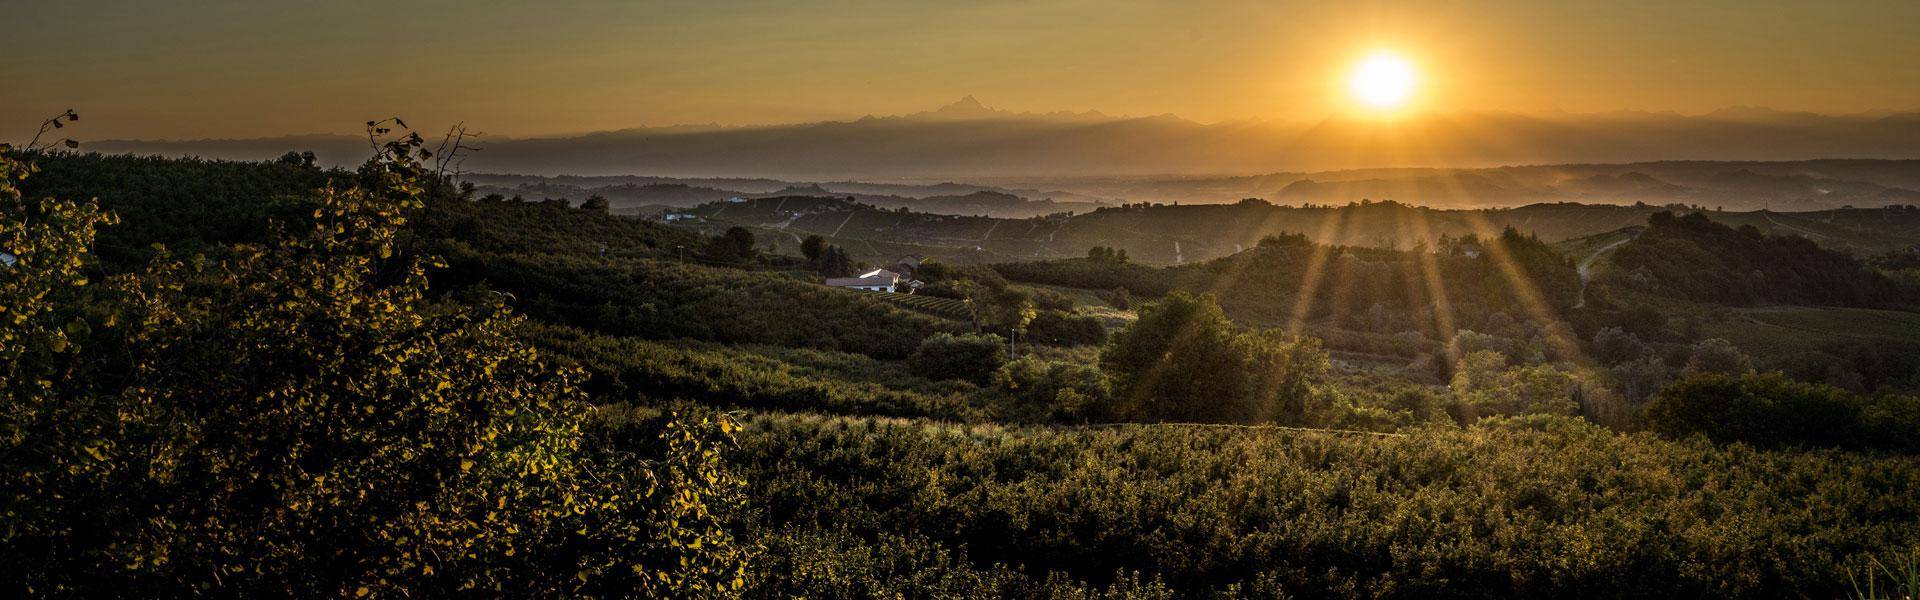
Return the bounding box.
[1350,53,1417,110]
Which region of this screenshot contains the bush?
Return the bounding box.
[739,411,1920,597]
[1640,372,1920,452]
[995,356,1114,422]
[0,148,745,596]
[1450,351,1585,420]
[1026,310,1108,346]
[911,332,1007,384]
[1100,292,1328,424]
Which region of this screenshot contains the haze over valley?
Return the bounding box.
[8,1,1920,597]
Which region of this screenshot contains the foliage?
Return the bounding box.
[996,228,1580,365]
[579,193,610,214]
[1449,351,1587,420]
[1849,547,1920,600]
[1100,292,1329,424]
[703,226,757,265]
[994,356,1115,422]
[434,252,959,359]
[1607,211,1906,307]
[910,332,1008,385]
[1641,372,1920,453]
[527,323,982,421]
[1086,245,1129,263]
[0,147,744,596]
[736,411,1920,598]
[1683,337,1754,375]
[15,151,343,269]
[1026,309,1108,346]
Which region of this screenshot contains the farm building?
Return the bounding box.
[824,268,902,293]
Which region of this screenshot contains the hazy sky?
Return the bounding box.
[4,0,1917,140]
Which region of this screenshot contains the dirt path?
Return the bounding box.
[1574,233,1636,309]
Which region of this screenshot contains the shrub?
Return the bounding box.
[1026,310,1108,346]
[1450,350,1585,420]
[995,356,1114,422]
[911,332,1007,384]
[1683,337,1753,375]
[0,147,745,596]
[1641,372,1920,452]
[1100,292,1328,424]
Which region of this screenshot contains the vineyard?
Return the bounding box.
[858,291,972,320]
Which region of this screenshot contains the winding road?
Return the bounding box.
[1573,233,1638,309]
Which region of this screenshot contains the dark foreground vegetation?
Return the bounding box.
[6,139,1920,597]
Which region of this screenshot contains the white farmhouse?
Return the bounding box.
[824,268,902,293]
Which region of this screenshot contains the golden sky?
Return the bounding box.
[4,0,1917,140]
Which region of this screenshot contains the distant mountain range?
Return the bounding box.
[81,97,1920,183]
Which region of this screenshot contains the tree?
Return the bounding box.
[1099,292,1327,423]
[914,257,950,283]
[0,143,746,596]
[1640,372,1918,452]
[1086,246,1129,264]
[579,194,609,214]
[816,245,854,277]
[994,356,1113,422]
[909,332,1006,384]
[1610,355,1673,406]
[1590,326,1650,366]
[956,280,1036,353]
[801,234,827,262]
[704,226,757,265]
[1450,350,1583,420]
[1683,338,1753,375]
[1026,310,1107,346]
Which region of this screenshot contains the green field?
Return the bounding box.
[1702,305,1920,357]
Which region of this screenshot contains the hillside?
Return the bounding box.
[293,158,1920,215]
[1600,211,1907,307]
[675,194,1920,266]
[12,148,1920,597]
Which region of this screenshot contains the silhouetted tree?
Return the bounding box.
[801,235,827,262]
[579,194,609,214]
[704,226,757,265]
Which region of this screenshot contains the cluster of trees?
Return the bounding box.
[17,151,344,269]
[1642,372,1920,453]
[1606,211,1907,307]
[702,226,758,265]
[0,146,743,595]
[1100,293,1329,424]
[1084,245,1129,263]
[799,234,855,277]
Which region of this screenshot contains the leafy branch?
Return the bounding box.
[22,109,81,153]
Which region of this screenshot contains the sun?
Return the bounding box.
[1349,52,1417,111]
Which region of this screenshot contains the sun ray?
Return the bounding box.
[1407,206,1460,365]
[1456,210,1589,365]
[1284,208,1348,338]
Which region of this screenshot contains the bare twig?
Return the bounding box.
[23,109,80,153]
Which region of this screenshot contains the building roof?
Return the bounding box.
[858,268,901,280]
[825,276,896,288]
